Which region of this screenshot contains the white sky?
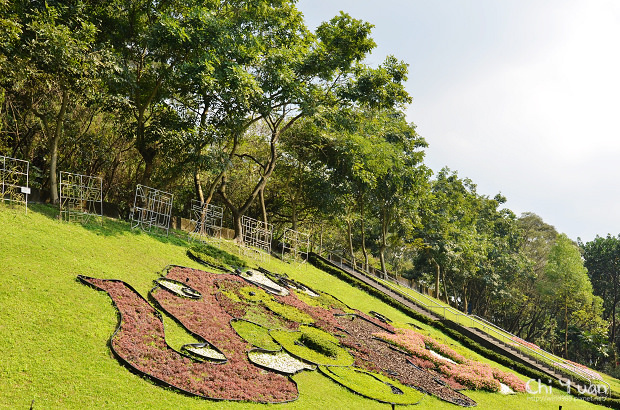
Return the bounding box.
[297,0,620,242]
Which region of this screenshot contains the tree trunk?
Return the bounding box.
[231,208,243,244]
[379,207,388,274]
[259,187,268,225]
[441,269,449,304]
[379,249,387,276]
[49,88,69,204]
[462,284,469,314]
[564,299,569,358]
[194,171,205,204]
[612,297,618,367]
[139,148,156,186]
[360,197,368,268]
[291,193,298,231]
[433,259,441,299]
[319,224,323,255]
[219,130,280,243]
[346,219,355,268]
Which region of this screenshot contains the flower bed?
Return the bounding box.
[156,278,202,299]
[80,265,532,406]
[319,365,423,405]
[181,342,226,362]
[334,314,477,407]
[377,328,526,393]
[239,269,289,296]
[270,326,355,367]
[231,319,281,351]
[80,272,298,403]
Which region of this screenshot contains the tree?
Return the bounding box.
[213,11,411,241]
[412,168,480,302]
[493,213,557,340]
[267,117,337,231]
[1,1,105,202]
[365,109,428,273]
[93,0,195,185]
[539,233,600,358]
[581,235,620,364]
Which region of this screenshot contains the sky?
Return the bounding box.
[296,0,620,242]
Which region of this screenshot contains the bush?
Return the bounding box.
[318,365,423,405]
[270,327,354,367]
[187,243,247,269]
[231,319,280,351]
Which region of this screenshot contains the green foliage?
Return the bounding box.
[539,234,606,358]
[230,319,280,351]
[238,286,315,324]
[270,327,354,367]
[318,365,423,405]
[582,234,620,365]
[188,242,247,269]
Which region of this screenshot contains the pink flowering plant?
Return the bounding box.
[80,271,298,403]
[377,328,525,392]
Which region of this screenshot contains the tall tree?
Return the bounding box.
[581,235,620,364]
[494,213,557,340]
[413,168,480,301]
[214,11,411,241]
[539,233,599,358]
[93,0,194,185]
[1,1,104,202]
[365,109,428,273]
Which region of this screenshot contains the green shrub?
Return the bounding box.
[318,365,423,405]
[298,326,341,358]
[187,243,247,269]
[238,286,315,324]
[231,319,280,351]
[270,328,354,366]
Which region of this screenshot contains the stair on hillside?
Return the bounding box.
[320,255,440,321]
[314,253,586,391]
[465,326,571,385]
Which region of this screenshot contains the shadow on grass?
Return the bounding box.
[28,203,190,248]
[28,203,59,219]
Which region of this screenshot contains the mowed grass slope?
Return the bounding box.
[0,204,605,409]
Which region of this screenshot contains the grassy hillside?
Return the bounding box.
[0,204,609,409]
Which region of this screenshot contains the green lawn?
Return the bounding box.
[0,204,608,409]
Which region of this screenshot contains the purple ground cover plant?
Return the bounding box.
[81,265,530,406]
[82,273,297,403]
[377,328,526,393]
